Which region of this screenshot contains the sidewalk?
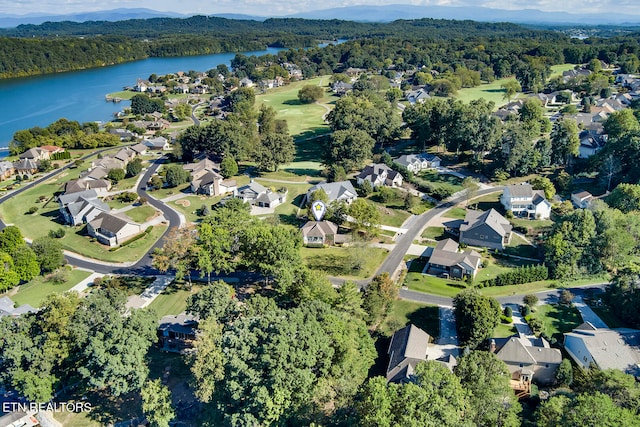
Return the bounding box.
[69,271,105,294]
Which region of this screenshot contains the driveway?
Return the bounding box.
[505,303,534,335]
[572,295,608,328]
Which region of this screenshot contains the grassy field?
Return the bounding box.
[5,269,91,307]
[256,76,332,137]
[549,63,578,78]
[527,303,582,341]
[301,246,388,279]
[380,299,440,338]
[147,282,203,320]
[494,320,518,338]
[421,226,446,240]
[443,206,467,219]
[504,233,541,259]
[479,276,609,298]
[170,194,223,224]
[256,179,311,222]
[455,77,521,108]
[125,205,158,223]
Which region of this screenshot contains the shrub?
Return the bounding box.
[26,206,38,214]
[504,306,513,317]
[480,265,548,288]
[523,294,539,307]
[117,192,138,203]
[48,228,66,239]
[47,268,69,284]
[522,305,531,316]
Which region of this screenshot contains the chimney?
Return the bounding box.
[489,339,496,353]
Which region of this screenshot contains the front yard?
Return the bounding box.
[526,303,582,342]
[3,268,92,307]
[301,246,388,279]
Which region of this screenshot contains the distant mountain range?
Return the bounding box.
[0,8,185,28]
[1,4,640,29]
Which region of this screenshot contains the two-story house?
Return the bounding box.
[500,183,551,220]
[459,209,513,250]
[356,163,403,188]
[394,153,441,174]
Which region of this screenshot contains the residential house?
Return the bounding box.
[356,163,403,188]
[87,211,143,246]
[255,189,287,208]
[562,68,592,83]
[157,313,198,354]
[345,67,366,78]
[331,81,353,95]
[564,322,640,377]
[58,189,109,226]
[240,77,254,87]
[578,129,607,158]
[301,220,339,247]
[406,89,430,104]
[394,153,441,173]
[19,147,49,161]
[459,209,513,250]
[490,334,562,394]
[184,158,237,196]
[109,128,138,141]
[64,178,111,196]
[134,79,150,92]
[236,181,267,203]
[0,161,15,180]
[130,143,148,156]
[387,324,431,383]
[494,100,525,121]
[40,145,65,157]
[113,147,137,165]
[571,190,593,208]
[143,136,171,151]
[426,238,481,279]
[500,183,551,220]
[13,159,39,176]
[0,296,37,318]
[305,181,358,206]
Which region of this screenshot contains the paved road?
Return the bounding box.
[375,187,503,280]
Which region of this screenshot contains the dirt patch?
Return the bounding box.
[175,199,191,207]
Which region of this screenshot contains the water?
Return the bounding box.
[0,47,285,148]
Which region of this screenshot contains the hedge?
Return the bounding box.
[477,264,548,288]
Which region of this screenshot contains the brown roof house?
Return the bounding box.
[356,163,403,188]
[491,334,562,392]
[184,158,237,196]
[301,220,340,247]
[564,322,640,377]
[459,209,513,250]
[87,212,143,246]
[157,313,198,354]
[426,238,481,279]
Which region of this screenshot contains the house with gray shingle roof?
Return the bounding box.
[87,211,143,246]
[501,183,551,220]
[490,334,562,386]
[394,153,441,173]
[356,163,403,188]
[387,324,431,383]
[426,238,481,279]
[157,313,198,353]
[58,189,110,226]
[305,181,358,206]
[0,296,37,318]
[459,208,513,250]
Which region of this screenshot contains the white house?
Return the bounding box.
[571,190,593,208]
[500,183,551,220]
[87,212,143,247]
[305,181,358,205]
[394,153,441,174]
[356,163,403,188]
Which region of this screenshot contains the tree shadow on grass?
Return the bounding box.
[84,390,143,426]
[282,99,304,106]
[407,306,440,338]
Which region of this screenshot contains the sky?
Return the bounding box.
[0,0,637,17]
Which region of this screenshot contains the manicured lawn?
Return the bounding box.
[527,303,582,341]
[152,183,192,200]
[281,160,324,177]
[256,76,332,137]
[301,246,388,279]
[504,233,541,259]
[479,276,610,298]
[105,90,136,100]
[7,269,92,307]
[380,299,440,338]
[443,206,467,219]
[494,321,518,338]
[510,218,554,237]
[455,76,522,108]
[469,192,502,212]
[255,179,311,219]
[378,207,411,228]
[111,175,140,191]
[125,205,159,223]
[258,170,309,182]
[366,188,413,228]
[147,282,203,320]
[550,63,578,78]
[171,195,221,224]
[416,170,464,193]
[421,226,446,240]
[106,199,132,210]
[405,271,469,298]
[293,132,330,163]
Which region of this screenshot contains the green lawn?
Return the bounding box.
[6,269,91,307]
[479,276,609,298]
[455,76,522,108]
[366,188,413,228]
[504,233,541,260]
[147,282,203,320]
[550,63,578,78]
[152,183,192,200]
[256,76,332,137]
[170,195,218,224]
[443,206,467,219]
[494,321,518,338]
[469,192,502,212]
[301,246,388,279]
[98,275,156,296]
[421,226,446,240]
[417,170,464,192]
[510,218,554,237]
[105,90,136,100]
[255,179,311,221]
[527,303,582,341]
[380,299,440,338]
[125,205,158,223]
[258,170,309,182]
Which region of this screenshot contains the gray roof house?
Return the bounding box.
[459,209,513,250]
[58,189,110,226]
[0,296,37,317]
[387,324,431,383]
[13,159,39,175]
[236,181,267,203]
[64,178,111,196]
[394,153,441,173]
[426,238,481,279]
[143,136,170,151]
[157,313,198,354]
[184,159,237,196]
[356,163,403,188]
[406,88,430,104]
[571,190,593,208]
[305,181,358,205]
[491,334,562,387]
[87,212,143,247]
[564,322,640,377]
[0,160,15,179]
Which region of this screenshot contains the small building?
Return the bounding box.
[109,128,138,141]
[143,136,171,151]
[87,212,143,247]
[387,324,431,383]
[255,189,287,208]
[571,190,593,208]
[331,81,353,95]
[578,130,607,158]
[130,143,148,156]
[500,183,551,220]
[491,334,562,391]
[394,153,441,173]
[459,209,513,250]
[0,296,37,318]
[426,238,481,279]
[13,159,39,176]
[157,313,198,354]
[305,181,358,206]
[563,322,640,377]
[0,160,15,180]
[236,181,268,203]
[406,89,430,104]
[301,220,339,247]
[356,163,403,188]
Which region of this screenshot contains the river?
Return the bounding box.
[0,47,286,150]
